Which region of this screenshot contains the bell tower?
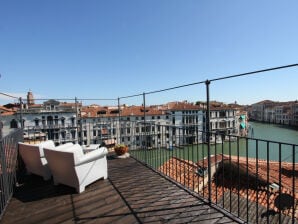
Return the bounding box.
[27,90,35,105]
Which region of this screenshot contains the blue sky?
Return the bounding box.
[0,0,297,106]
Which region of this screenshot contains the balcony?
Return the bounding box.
[2,152,240,224]
[1,125,297,223]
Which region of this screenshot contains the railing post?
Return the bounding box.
[0,137,9,208]
[205,80,212,203]
[75,97,79,144]
[143,92,147,164]
[19,97,24,129]
[118,97,121,144]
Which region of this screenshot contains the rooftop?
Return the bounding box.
[159,155,298,223]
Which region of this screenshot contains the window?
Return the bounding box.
[61,118,65,126]
[93,130,97,136]
[54,116,58,125]
[84,131,87,137]
[47,116,53,126]
[71,130,76,139]
[71,117,75,126]
[219,111,226,117]
[10,119,18,128]
[127,128,130,134]
[42,117,46,126]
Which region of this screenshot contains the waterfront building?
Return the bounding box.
[250,100,275,122]
[0,92,246,146]
[209,103,237,135]
[275,105,291,125]
[250,100,298,127]
[292,103,298,126]
[81,101,243,148]
[0,106,17,136]
[5,92,81,144]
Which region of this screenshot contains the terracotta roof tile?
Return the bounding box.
[159,155,298,219]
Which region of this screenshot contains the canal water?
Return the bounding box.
[131,122,298,168]
[248,121,298,145]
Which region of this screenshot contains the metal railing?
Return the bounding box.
[0,129,23,219]
[1,64,298,223]
[127,122,298,224]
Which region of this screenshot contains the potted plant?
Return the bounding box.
[114,144,128,156]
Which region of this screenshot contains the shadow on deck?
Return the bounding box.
[1,155,239,224]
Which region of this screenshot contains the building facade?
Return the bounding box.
[250,100,298,127]
[1,92,247,147]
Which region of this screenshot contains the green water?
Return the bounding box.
[248,122,298,145]
[131,122,298,167]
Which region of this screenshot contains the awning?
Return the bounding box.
[240,123,246,129]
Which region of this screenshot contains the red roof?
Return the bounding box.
[159,155,298,219]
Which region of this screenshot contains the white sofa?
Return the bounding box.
[43,144,108,193]
[18,140,74,180]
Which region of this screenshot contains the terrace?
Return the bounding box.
[1,123,298,223]
[1,153,239,224]
[0,65,298,223]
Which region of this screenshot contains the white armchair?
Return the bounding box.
[18,140,55,180]
[44,144,108,193]
[18,141,74,180]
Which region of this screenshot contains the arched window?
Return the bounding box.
[61,117,65,126]
[34,118,40,126]
[10,119,18,128]
[47,116,53,126]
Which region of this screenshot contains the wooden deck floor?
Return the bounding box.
[1,156,239,224]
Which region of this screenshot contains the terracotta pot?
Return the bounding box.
[114,146,128,156]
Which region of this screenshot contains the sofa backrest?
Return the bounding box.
[38,140,55,157]
[43,146,81,187]
[18,142,42,171]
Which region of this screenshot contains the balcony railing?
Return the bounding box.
[0,129,23,219]
[21,117,298,223]
[126,122,298,223]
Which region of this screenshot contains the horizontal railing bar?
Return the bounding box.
[2,63,298,102]
[210,63,298,82]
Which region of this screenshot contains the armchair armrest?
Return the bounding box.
[76,147,108,166]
